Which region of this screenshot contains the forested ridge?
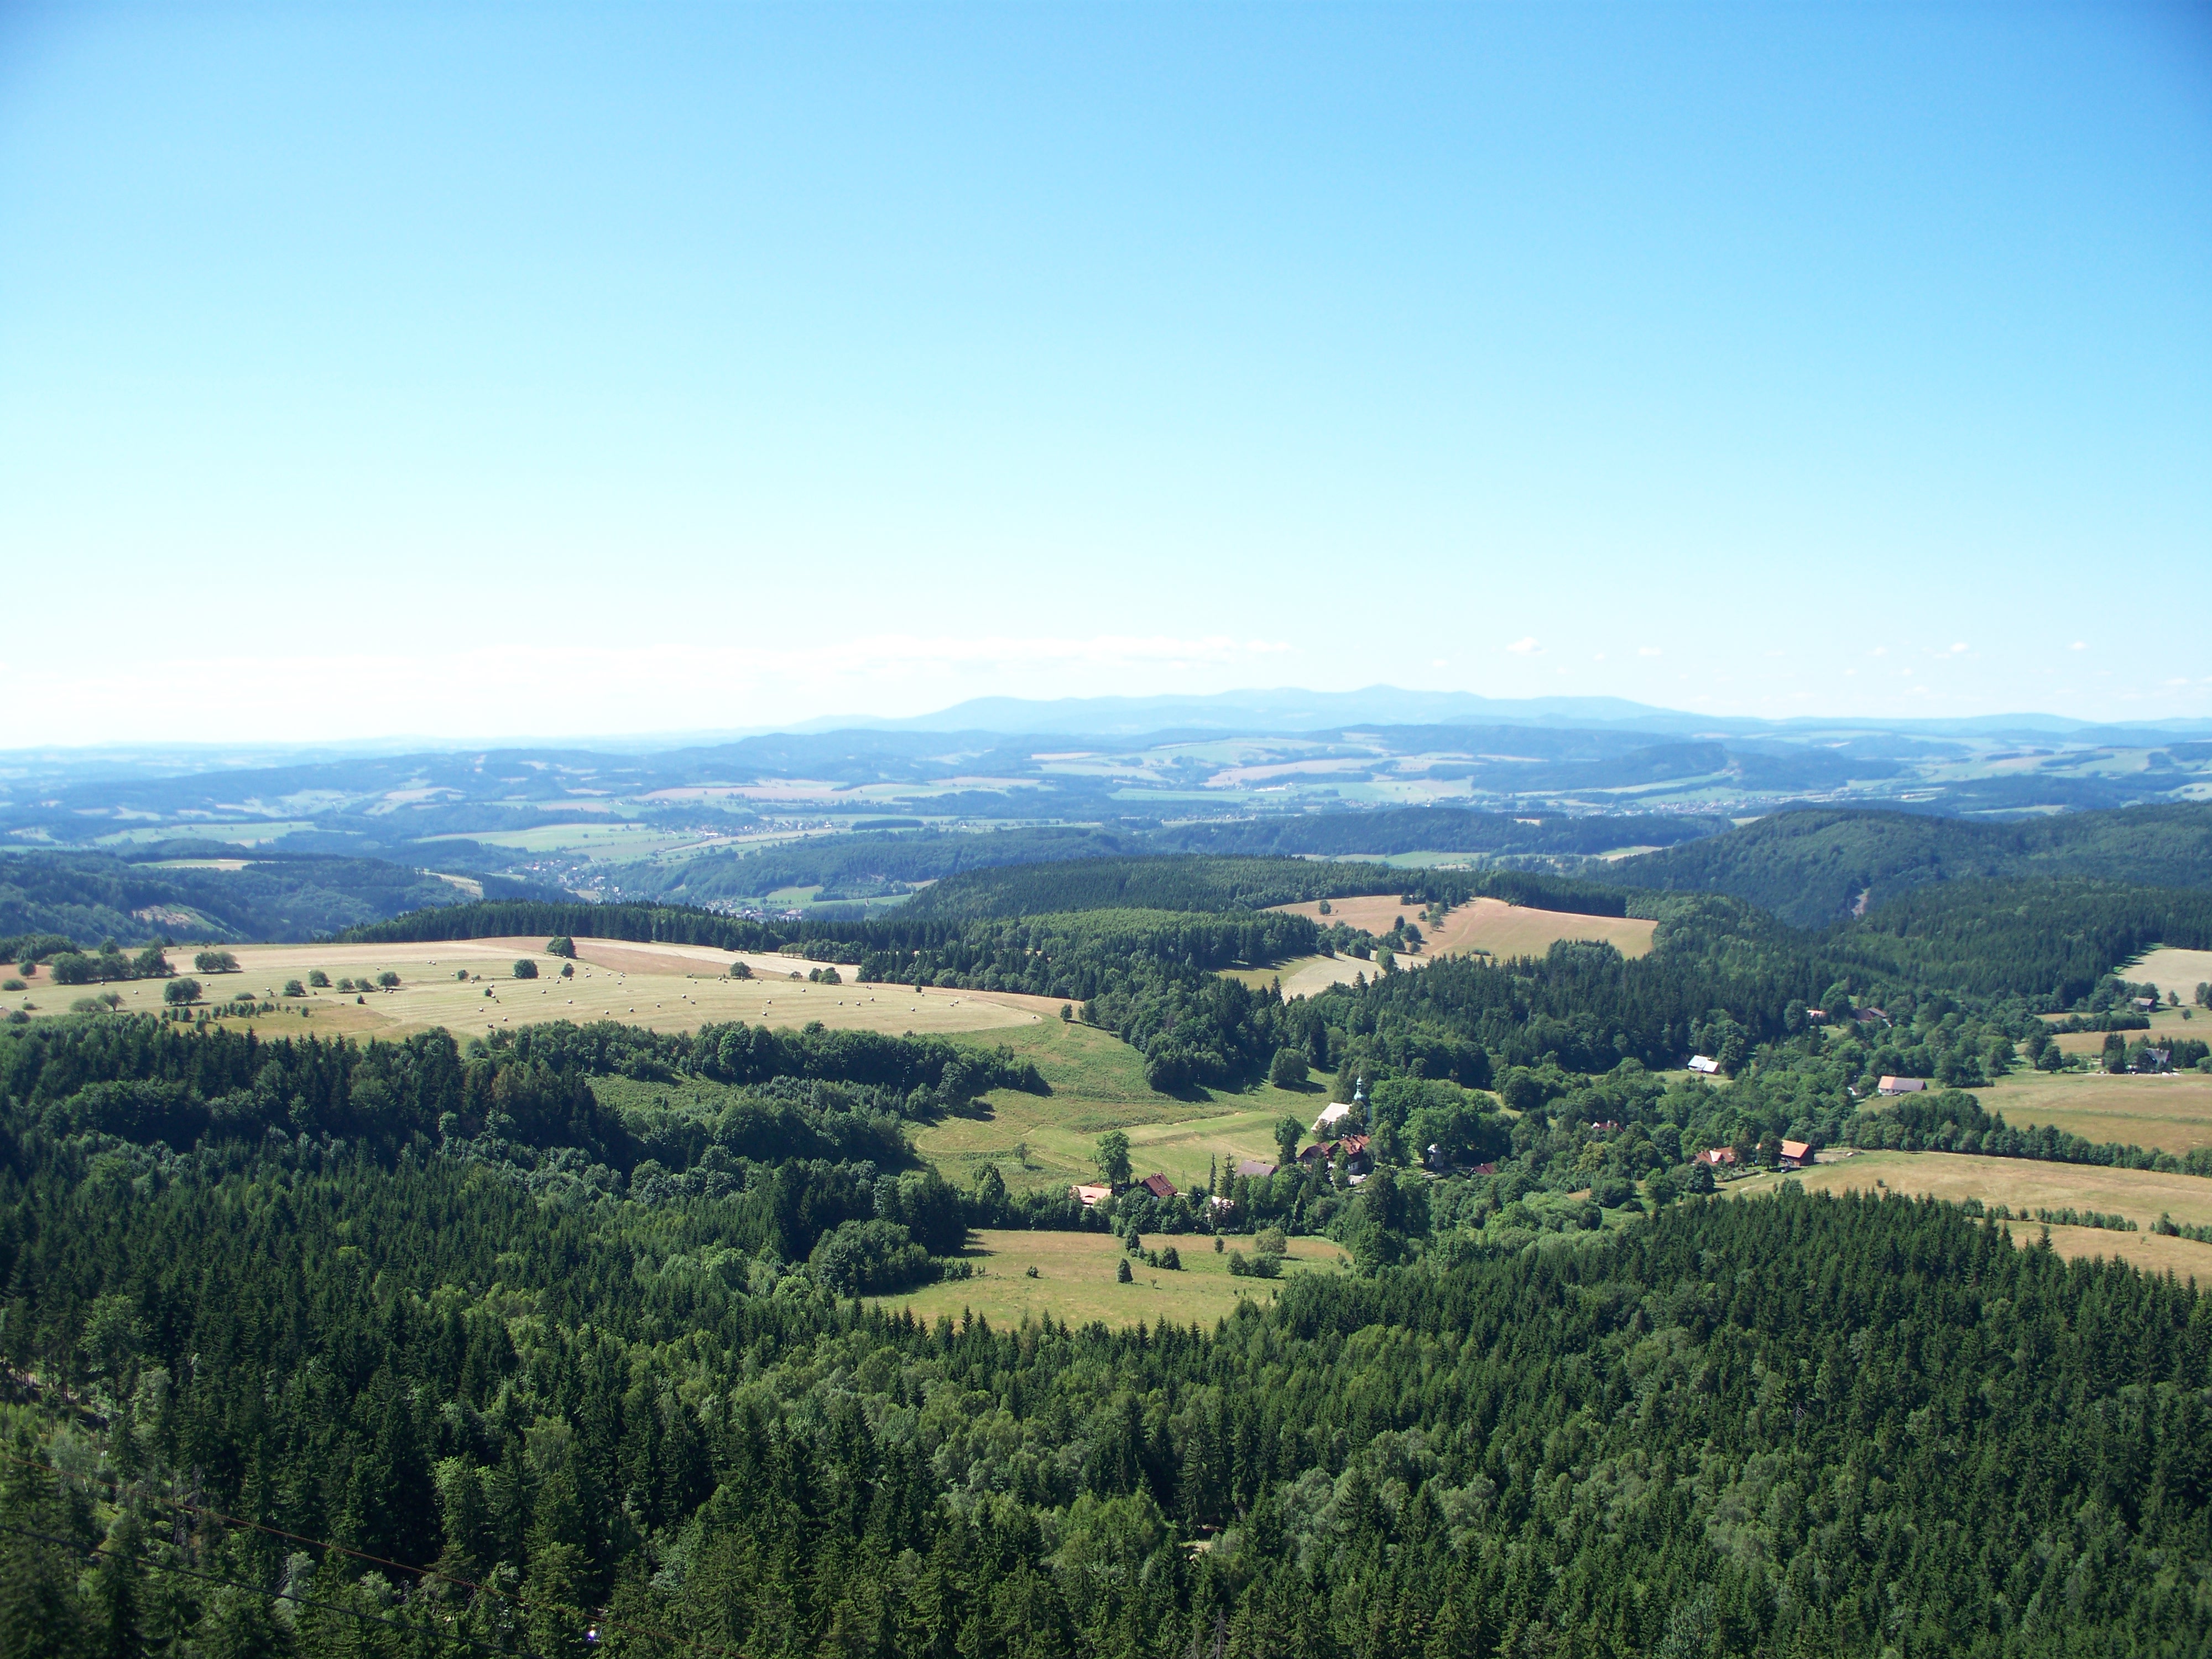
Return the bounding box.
[0,849,552,947]
[1612,804,2212,926]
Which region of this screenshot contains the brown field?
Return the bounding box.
[876,1227,1349,1329]
[2125,946,2212,997]
[1218,954,1381,1000]
[1728,1150,2212,1279]
[16,936,1051,1041]
[1268,894,1656,962]
[1981,1069,2212,1154]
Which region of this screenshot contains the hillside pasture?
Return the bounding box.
[16,935,1050,1041]
[1269,894,1657,961]
[876,1227,1349,1330]
[912,1016,1323,1196]
[1981,1068,2212,1155]
[2046,1004,2206,1056]
[1727,1150,2212,1278]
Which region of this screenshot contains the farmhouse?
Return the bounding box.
[1298,1134,1372,1174]
[1695,1147,1738,1167]
[2141,1048,2173,1073]
[2132,997,2158,1011]
[1136,1172,1178,1200]
[1779,1139,1813,1168]
[1234,1159,1278,1180]
[1877,1076,1927,1096]
[1312,1101,1358,1134]
[1687,1055,1721,1075]
[1804,1008,1829,1022]
[1069,1183,1112,1208]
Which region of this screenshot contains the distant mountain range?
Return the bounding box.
[797,685,2212,741]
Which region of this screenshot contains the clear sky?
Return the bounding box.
[3,2,2208,744]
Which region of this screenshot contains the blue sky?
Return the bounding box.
[3,2,2207,743]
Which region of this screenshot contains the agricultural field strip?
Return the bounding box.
[1266,894,1657,962]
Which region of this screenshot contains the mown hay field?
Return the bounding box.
[875,1227,1349,1330]
[1268,895,1656,961]
[2125,946,2212,996]
[1727,1150,2212,1279]
[1981,1068,2212,1154]
[15,936,1050,1041]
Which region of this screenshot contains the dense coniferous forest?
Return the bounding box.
[3,1130,2208,1658]
[1610,804,2212,925]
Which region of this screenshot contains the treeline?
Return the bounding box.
[341,899,789,951]
[3,1173,2206,1657]
[905,855,1637,922]
[607,824,1147,905]
[0,1016,1044,1170]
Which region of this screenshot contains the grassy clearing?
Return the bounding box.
[2125,946,2212,995]
[1981,1069,2212,1154]
[13,936,1050,1043]
[911,1018,1327,1196]
[1726,1150,2212,1278]
[875,1228,1349,1330]
[1269,894,1656,961]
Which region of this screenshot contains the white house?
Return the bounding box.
[1312,1102,1358,1134]
[1687,1055,1721,1075]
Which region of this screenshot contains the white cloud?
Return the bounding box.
[1637,646,1661,658]
[1870,646,1888,658]
[1506,637,1541,655]
[1949,642,1969,654]
[2070,641,2087,651]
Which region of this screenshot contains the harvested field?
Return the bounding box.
[1727,1150,2212,1278]
[20,936,1050,1041]
[876,1228,1349,1330]
[1268,895,1655,962]
[1982,1069,2212,1154]
[2125,946,2212,997]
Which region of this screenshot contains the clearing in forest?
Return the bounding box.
[875,1227,1349,1329]
[2124,946,2212,997]
[912,1016,1322,1197]
[1267,894,1656,963]
[1728,1150,2212,1279]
